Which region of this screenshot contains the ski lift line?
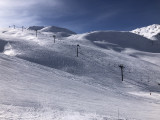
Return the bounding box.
[79,51,129,74]
[79,51,137,77]
[124,79,159,92]
[79,52,123,76]
[9,26,48,38]
[79,50,133,72]
[126,71,157,86]
[124,74,154,88]
[9,25,27,29]
[124,80,149,89]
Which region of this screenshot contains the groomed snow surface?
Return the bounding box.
[0,25,159,120]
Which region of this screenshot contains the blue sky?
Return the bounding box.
[0,0,159,33]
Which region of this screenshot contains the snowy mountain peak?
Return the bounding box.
[28,25,76,37]
[40,26,76,37]
[40,26,76,34]
[131,24,160,40]
[27,26,45,31]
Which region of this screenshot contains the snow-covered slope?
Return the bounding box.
[131,24,160,40]
[40,26,76,37]
[28,26,45,31]
[82,31,160,52]
[0,26,160,120]
[40,26,76,34]
[27,26,76,37]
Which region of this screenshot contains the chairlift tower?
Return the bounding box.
[36,30,38,37]
[22,26,24,32]
[119,64,125,81]
[77,44,80,57]
[53,35,56,43]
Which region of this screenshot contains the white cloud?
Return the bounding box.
[95,11,118,22]
[0,0,63,27]
[0,0,34,7]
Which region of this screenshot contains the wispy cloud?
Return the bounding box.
[95,11,118,22]
[0,0,64,27]
[0,0,121,32]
